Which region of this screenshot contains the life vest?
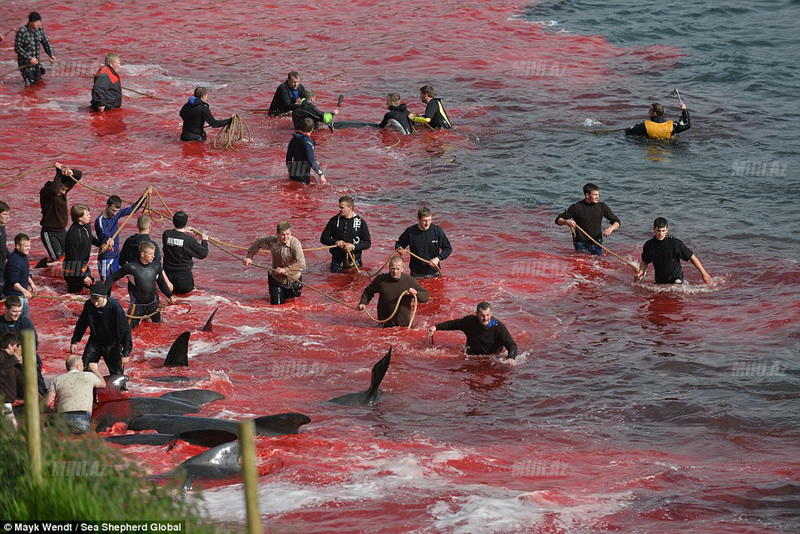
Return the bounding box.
[644,119,673,139]
[95,65,121,86]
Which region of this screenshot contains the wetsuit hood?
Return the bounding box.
[388,104,408,112]
[186,96,205,107]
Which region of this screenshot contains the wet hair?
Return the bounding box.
[139,240,155,253]
[417,206,432,219]
[4,296,22,308]
[301,89,315,100]
[106,195,122,208]
[653,217,669,229]
[104,53,120,66]
[277,221,292,234]
[387,93,401,106]
[194,86,208,99]
[137,214,152,231]
[299,117,314,133]
[66,355,82,371]
[339,196,354,209]
[14,233,30,245]
[582,183,599,195]
[650,103,664,117]
[0,332,20,350]
[288,71,300,80]
[476,302,491,313]
[70,203,89,223]
[419,85,436,98]
[0,200,9,213]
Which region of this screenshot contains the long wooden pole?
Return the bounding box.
[239,419,263,534]
[22,329,42,484]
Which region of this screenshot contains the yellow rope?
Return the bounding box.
[360,289,418,329]
[125,300,191,320]
[213,114,252,150]
[303,244,338,252]
[0,164,55,188]
[572,223,640,272]
[100,187,151,252]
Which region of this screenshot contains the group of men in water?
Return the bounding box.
[2,10,708,431]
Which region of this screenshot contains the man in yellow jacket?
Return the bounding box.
[625,101,690,139]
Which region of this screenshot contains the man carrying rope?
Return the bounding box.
[555,183,620,256]
[395,206,452,278]
[244,221,306,305]
[70,282,132,377]
[179,86,232,142]
[111,241,174,328]
[39,163,83,262]
[95,192,146,280]
[358,256,428,328]
[162,211,208,294]
[320,196,371,273]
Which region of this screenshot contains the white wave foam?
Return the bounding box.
[583,118,607,127]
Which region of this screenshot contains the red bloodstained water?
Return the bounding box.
[2,1,798,532]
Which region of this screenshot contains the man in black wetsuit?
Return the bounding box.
[409,85,452,129]
[268,71,305,116]
[395,207,452,278]
[286,118,326,185]
[111,241,174,328]
[320,196,371,273]
[179,86,232,142]
[625,101,690,139]
[292,89,338,131]
[119,215,160,267]
[70,282,132,376]
[64,204,109,293]
[378,93,414,134]
[428,302,518,359]
[162,211,208,294]
[636,217,712,285]
[555,183,620,256]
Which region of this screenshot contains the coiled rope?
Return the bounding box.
[213,114,252,150]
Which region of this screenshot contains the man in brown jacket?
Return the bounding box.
[243,221,306,305]
[358,256,429,327]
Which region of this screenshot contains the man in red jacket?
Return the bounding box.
[91,53,122,112]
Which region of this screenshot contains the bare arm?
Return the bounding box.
[689,254,712,285]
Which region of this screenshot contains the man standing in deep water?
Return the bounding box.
[555,183,620,256]
[179,86,232,142]
[625,101,690,139]
[269,71,305,116]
